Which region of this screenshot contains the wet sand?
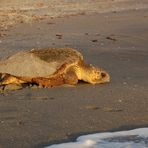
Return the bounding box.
[0,3,148,148]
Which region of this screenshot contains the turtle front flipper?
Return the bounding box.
[64,70,78,85]
[32,71,78,87]
[32,75,65,87]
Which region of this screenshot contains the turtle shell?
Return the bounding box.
[0,48,83,77]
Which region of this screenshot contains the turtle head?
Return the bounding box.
[82,64,110,84]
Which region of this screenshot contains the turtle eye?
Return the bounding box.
[101,72,106,78]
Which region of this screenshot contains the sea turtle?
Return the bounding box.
[0,48,110,90]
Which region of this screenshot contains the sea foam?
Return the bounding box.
[47,128,148,148]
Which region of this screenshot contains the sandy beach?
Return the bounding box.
[0,0,148,147]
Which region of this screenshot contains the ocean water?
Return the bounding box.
[47,128,148,148]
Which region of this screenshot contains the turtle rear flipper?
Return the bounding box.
[4,84,24,91]
[0,73,10,86]
[0,73,25,85]
[0,73,29,91]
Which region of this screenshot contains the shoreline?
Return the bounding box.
[47,127,148,147]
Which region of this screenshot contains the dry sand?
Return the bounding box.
[0,1,148,148]
[0,0,148,30]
